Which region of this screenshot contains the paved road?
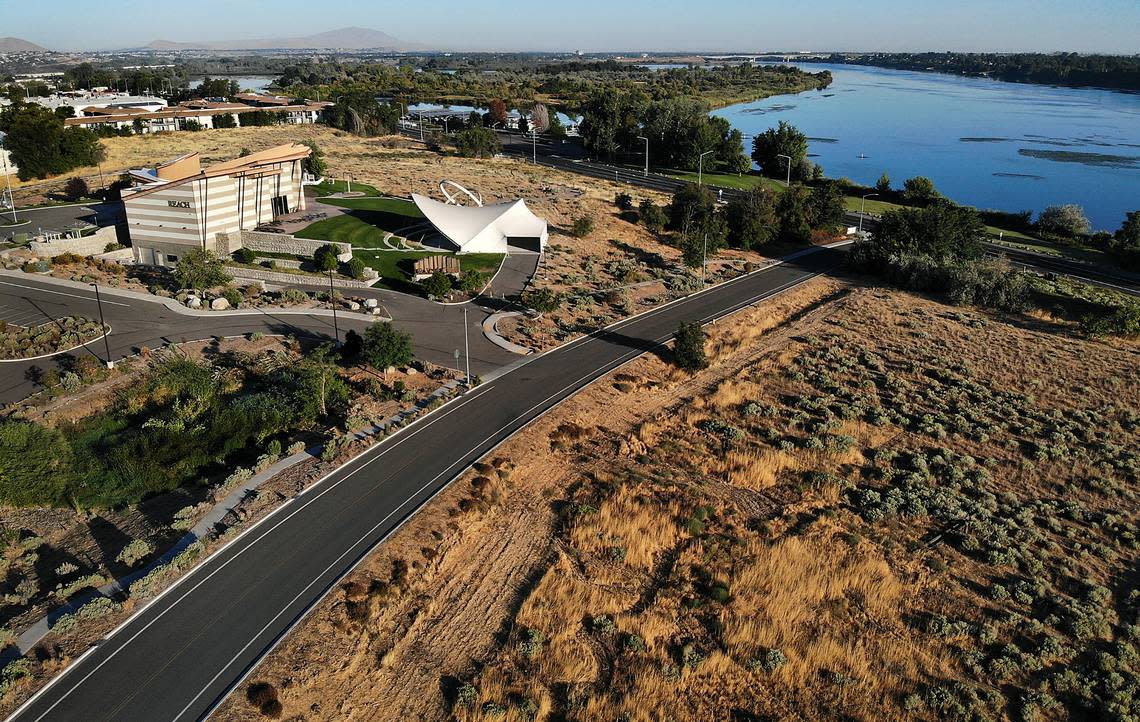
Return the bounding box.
[8,246,843,722]
[0,275,518,405]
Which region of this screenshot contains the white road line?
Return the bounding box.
[0,281,131,307]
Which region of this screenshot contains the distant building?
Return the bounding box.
[62,100,330,134]
[29,93,168,118]
[121,144,311,268]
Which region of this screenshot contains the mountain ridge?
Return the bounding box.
[0,37,48,52]
[146,26,425,51]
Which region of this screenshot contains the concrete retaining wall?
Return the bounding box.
[29,226,120,258]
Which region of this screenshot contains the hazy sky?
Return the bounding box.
[3,0,1138,53]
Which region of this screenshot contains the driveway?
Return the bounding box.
[483,249,540,300]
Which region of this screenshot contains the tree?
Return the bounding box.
[517,115,529,134]
[673,321,708,371]
[522,287,561,313]
[302,141,327,178]
[875,172,891,193]
[0,103,105,180]
[1036,204,1091,239]
[291,344,349,420]
[750,121,808,179]
[340,329,364,362]
[362,322,414,369]
[487,99,508,127]
[174,248,232,290]
[807,181,845,232]
[776,186,813,245]
[669,183,728,255]
[725,187,778,250]
[858,201,985,265]
[901,176,940,204]
[192,77,239,99]
[530,103,550,134]
[64,176,89,201]
[1110,210,1140,270]
[313,244,340,272]
[454,127,501,158]
[213,113,237,129]
[422,269,453,298]
[579,87,648,161]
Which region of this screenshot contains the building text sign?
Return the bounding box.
[167,200,192,209]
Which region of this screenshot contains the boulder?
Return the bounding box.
[210,297,230,311]
[186,296,202,309]
[364,298,379,309]
[347,301,361,311]
[384,366,396,375]
[372,307,384,316]
[405,367,418,376]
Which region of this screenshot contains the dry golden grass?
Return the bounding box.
[569,486,682,572]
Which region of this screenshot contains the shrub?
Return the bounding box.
[639,200,667,233]
[220,287,243,308]
[0,420,75,507]
[673,321,708,371]
[571,215,595,238]
[518,627,545,659]
[345,257,367,279]
[521,287,561,313]
[116,539,154,567]
[246,682,281,717]
[421,270,452,299]
[748,648,787,673]
[615,192,634,211]
[64,176,89,201]
[459,269,490,293]
[455,682,479,707]
[232,247,256,264]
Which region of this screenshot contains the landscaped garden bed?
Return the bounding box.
[0,316,105,360]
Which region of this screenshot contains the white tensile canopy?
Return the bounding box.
[411,194,548,254]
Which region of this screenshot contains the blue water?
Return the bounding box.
[713,63,1140,230]
[189,76,274,92]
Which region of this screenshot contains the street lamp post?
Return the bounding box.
[698,150,714,186]
[463,305,471,386]
[532,128,538,165]
[637,135,649,177]
[327,269,340,346]
[418,112,425,142]
[90,282,113,368]
[778,154,793,187]
[859,193,879,234]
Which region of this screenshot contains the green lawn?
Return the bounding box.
[309,179,381,197]
[354,250,503,294]
[664,169,784,193]
[295,198,425,248]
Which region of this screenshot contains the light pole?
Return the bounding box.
[90,282,113,369]
[778,154,793,187]
[327,269,340,346]
[463,305,470,386]
[698,150,714,186]
[637,135,649,177]
[418,112,425,142]
[532,128,538,165]
[859,193,879,234]
[701,230,708,285]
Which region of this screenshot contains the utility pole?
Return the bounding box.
[637,135,649,177]
[532,128,538,165]
[463,305,471,386]
[419,112,424,142]
[91,282,113,368]
[778,154,793,187]
[698,150,714,187]
[327,269,340,346]
[701,230,708,286]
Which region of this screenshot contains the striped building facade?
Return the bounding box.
[122,144,310,267]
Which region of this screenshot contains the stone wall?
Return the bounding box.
[29,226,120,258]
[227,265,378,288]
[238,231,351,260]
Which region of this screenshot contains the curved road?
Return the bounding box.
[8,246,841,722]
[0,274,519,404]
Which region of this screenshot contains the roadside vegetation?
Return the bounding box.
[0,317,105,360]
[214,275,1139,722]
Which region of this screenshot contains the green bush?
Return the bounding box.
[521,287,561,313]
[362,322,414,369]
[673,321,708,371]
[345,257,367,279]
[313,244,340,272]
[421,270,452,299]
[571,215,595,238]
[232,247,256,264]
[221,287,243,308]
[0,420,74,507]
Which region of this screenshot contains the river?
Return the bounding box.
[712,63,1140,230]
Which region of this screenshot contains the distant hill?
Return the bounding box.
[0,37,48,52]
[146,27,424,51]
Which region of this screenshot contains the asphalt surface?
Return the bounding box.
[0,275,518,405]
[8,246,843,722]
[0,202,124,242]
